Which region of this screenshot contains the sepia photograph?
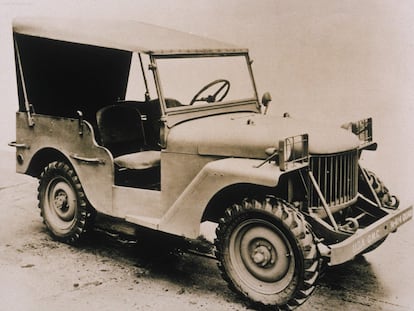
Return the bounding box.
[0,1,413,310]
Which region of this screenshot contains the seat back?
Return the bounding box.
[96,105,146,157]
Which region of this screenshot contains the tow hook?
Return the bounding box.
[339,217,359,233]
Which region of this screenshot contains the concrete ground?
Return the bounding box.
[0,150,413,311]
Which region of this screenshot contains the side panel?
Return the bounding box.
[159,158,284,238]
[14,112,114,214]
[112,186,161,219]
[161,152,219,209]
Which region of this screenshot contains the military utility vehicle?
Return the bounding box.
[9,17,412,310]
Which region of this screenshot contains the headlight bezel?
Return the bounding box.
[278,134,309,171]
[260,134,309,171]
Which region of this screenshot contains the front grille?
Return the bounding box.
[309,150,358,207]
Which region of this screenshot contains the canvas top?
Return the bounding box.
[13,17,247,55]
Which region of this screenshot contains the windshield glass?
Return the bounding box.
[155,55,256,110]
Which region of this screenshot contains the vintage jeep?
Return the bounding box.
[9,17,412,310]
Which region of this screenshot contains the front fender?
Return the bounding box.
[159,157,301,238]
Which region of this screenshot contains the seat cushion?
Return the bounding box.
[114,151,161,170]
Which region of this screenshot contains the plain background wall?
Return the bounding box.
[1,0,413,203]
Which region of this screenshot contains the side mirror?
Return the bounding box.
[261,92,272,114]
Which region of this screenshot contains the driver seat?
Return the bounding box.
[96,105,161,171]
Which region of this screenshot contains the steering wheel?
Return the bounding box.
[189,79,231,105]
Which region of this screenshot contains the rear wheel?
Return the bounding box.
[38,161,94,244]
[215,197,320,310]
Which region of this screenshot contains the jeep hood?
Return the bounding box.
[166,112,360,158]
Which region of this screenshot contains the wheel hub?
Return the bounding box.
[252,244,275,267]
[232,223,294,286]
[54,190,68,211]
[46,179,77,223]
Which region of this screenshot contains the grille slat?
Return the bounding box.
[310,150,358,207]
[329,157,333,203]
[323,158,327,204]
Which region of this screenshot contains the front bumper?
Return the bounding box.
[326,204,413,265]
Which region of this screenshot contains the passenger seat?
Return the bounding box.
[96,105,161,171]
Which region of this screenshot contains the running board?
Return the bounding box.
[125,215,161,230]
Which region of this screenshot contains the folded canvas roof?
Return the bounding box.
[13,17,247,55]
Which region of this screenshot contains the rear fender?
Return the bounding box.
[13,112,114,214]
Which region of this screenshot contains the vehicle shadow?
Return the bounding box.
[309,255,395,311]
[77,227,245,304]
[77,226,390,311]
[321,255,375,291]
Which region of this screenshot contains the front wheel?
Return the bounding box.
[363,169,399,209]
[215,197,320,310]
[359,169,399,254]
[38,161,94,244]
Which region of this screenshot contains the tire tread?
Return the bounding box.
[215,197,320,310]
[38,161,94,244]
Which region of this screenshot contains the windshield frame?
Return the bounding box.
[149,51,260,125]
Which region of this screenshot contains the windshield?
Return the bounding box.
[155,55,256,110]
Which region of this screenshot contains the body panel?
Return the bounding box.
[161,152,219,209]
[158,158,294,238]
[14,112,114,214]
[166,112,361,157]
[164,100,259,128]
[112,186,161,218]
